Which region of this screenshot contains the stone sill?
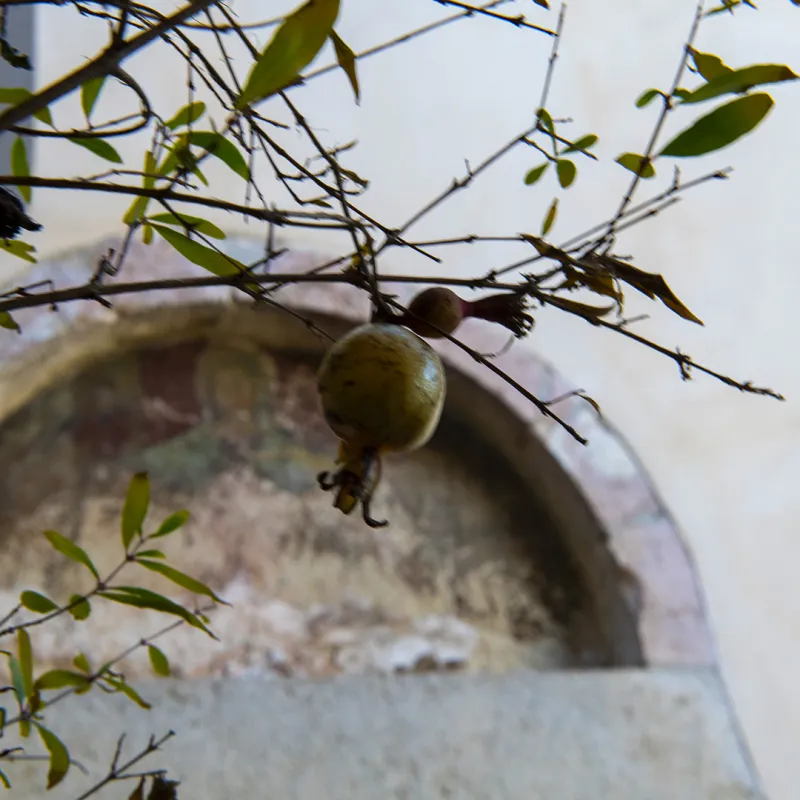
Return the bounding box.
[4,669,764,799]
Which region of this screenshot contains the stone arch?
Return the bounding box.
[0,237,713,675]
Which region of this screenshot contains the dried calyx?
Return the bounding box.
[399,286,534,339]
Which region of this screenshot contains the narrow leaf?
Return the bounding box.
[330,30,360,102]
[123,151,157,226]
[67,137,122,163]
[35,724,70,788]
[635,88,661,108]
[0,36,31,70]
[136,559,227,604]
[81,77,106,119]
[8,656,25,707]
[165,101,206,130]
[121,472,150,549]
[523,163,548,185]
[615,152,656,178]
[10,137,30,203]
[563,134,598,153]
[0,88,52,125]
[0,240,36,264]
[0,769,9,789]
[0,312,20,332]
[183,132,250,181]
[536,107,555,136]
[19,591,57,614]
[147,213,226,239]
[73,653,91,673]
[103,676,151,709]
[148,645,170,677]
[43,530,99,579]
[152,510,190,538]
[689,48,732,82]
[660,93,773,157]
[541,197,558,236]
[542,294,615,323]
[151,225,245,278]
[681,64,798,104]
[555,159,577,188]
[237,0,341,107]
[99,587,216,637]
[67,595,91,621]
[34,670,90,691]
[137,549,166,559]
[17,630,33,702]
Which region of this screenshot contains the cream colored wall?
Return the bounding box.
[6,0,798,797]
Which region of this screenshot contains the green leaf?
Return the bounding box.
[67,595,91,621]
[136,559,227,604]
[523,163,549,185]
[555,159,577,188]
[563,134,598,153]
[681,64,798,104]
[8,655,25,707]
[35,724,70,788]
[142,223,153,245]
[615,152,656,178]
[165,100,206,130]
[635,88,661,108]
[147,213,226,239]
[660,93,774,157]
[99,587,216,637]
[123,151,157,226]
[0,240,37,264]
[137,549,166,559]
[237,0,341,107]
[0,87,52,125]
[121,472,150,549]
[153,509,190,538]
[157,143,209,185]
[0,311,20,332]
[0,768,9,789]
[541,197,558,236]
[17,629,33,702]
[689,48,732,82]
[73,653,91,673]
[19,591,58,614]
[67,136,122,163]
[43,530,99,580]
[102,676,151,709]
[10,137,30,203]
[151,225,245,278]
[148,645,170,677]
[34,669,90,691]
[183,132,250,181]
[81,77,106,119]
[536,107,555,136]
[330,30,360,102]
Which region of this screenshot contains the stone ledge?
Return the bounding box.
[3,669,764,799]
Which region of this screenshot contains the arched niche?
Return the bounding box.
[0,238,714,680]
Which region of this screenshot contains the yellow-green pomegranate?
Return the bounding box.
[316,322,446,527]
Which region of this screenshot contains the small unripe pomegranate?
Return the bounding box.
[316,323,446,527]
[400,287,534,339]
